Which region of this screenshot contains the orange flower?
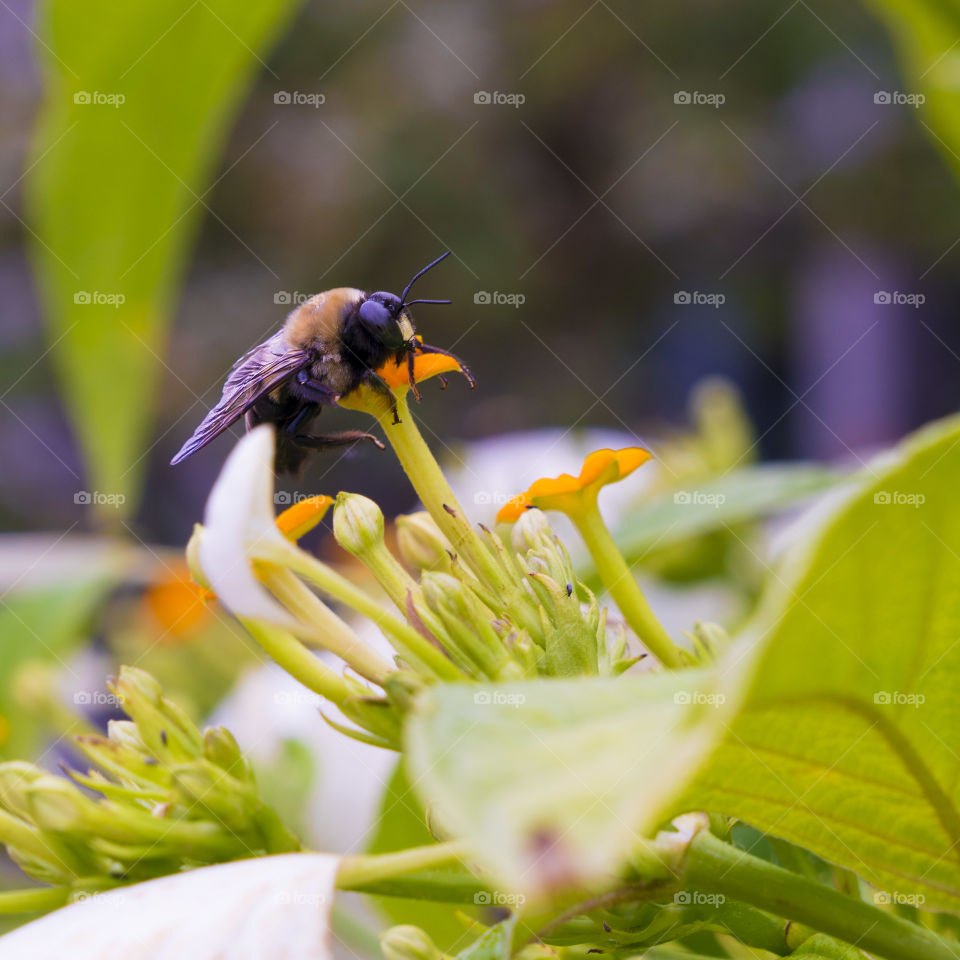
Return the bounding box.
[275,495,334,540]
[496,447,652,522]
[144,564,215,638]
[377,352,462,390]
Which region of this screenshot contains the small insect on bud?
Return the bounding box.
[380,925,447,960]
[396,512,453,572]
[333,492,386,557]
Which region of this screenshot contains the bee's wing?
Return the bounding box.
[170,332,309,465]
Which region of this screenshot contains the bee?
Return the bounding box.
[170,252,474,473]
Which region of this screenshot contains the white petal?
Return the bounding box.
[0,854,340,960]
[199,425,301,629]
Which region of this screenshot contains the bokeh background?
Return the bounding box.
[2,0,959,545]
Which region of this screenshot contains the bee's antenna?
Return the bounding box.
[400,251,451,306]
[403,298,452,306]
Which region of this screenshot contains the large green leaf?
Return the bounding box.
[866,0,960,179]
[27,0,301,518]
[686,414,960,913]
[406,668,740,895]
[408,415,960,912]
[613,463,845,559]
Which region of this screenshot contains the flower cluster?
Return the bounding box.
[0,667,298,903]
[181,355,686,746]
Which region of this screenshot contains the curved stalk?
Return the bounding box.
[570,496,684,668]
[683,831,955,960]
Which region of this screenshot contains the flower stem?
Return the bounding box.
[240,619,355,707]
[684,830,955,960]
[378,395,540,636]
[570,499,684,669]
[0,885,71,914]
[273,547,464,682]
[337,840,469,890]
[256,563,392,685]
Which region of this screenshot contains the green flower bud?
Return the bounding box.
[334,492,385,556]
[107,720,145,751]
[170,760,255,831]
[510,507,553,554]
[691,376,754,472]
[185,523,211,591]
[203,726,254,783]
[0,762,47,819]
[110,667,202,762]
[421,573,510,678]
[396,512,452,573]
[380,925,446,960]
[26,774,92,833]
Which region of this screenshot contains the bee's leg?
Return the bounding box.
[406,350,422,403]
[361,370,401,424]
[293,431,385,451]
[416,343,476,388]
[295,371,341,406]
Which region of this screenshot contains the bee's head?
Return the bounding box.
[357,292,413,352]
[356,252,453,357]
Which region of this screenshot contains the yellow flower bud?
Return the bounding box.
[396,512,453,572]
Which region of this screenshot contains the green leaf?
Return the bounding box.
[406,669,738,895]
[0,578,113,758]
[865,0,960,180]
[26,0,301,517]
[368,760,477,953]
[612,463,845,560]
[686,414,960,913]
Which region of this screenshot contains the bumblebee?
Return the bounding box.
[170,252,473,473]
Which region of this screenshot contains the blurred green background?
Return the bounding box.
[1,0,959,545]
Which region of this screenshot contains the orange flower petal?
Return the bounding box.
[496,494,533,523]
[496,447,653,522]
[276,495,334,540]
[144,567,212,638]
[578,450,618,486]
[377,352,462,390]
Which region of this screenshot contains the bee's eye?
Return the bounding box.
[358,299,392,331]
